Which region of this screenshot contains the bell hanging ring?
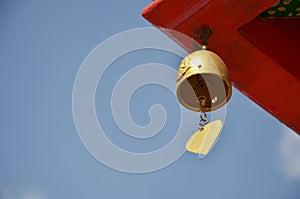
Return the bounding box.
[176,49,232,112]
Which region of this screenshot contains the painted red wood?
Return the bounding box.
[240,18,300,80]
[142,0,300,134]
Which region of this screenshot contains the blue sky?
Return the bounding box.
[0,1,300,199]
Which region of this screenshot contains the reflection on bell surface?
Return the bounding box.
[176,49,232,112]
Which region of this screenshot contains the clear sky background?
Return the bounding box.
[0,1,300,199]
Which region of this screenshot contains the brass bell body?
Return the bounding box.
[176,50,232,112]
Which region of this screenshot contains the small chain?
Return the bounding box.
[198,110,208,131]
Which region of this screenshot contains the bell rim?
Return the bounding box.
[176,76,232,112]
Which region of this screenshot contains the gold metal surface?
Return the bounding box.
[186,120,222,155]
[176,50,232,112]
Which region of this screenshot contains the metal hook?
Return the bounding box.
[195,26,212,49]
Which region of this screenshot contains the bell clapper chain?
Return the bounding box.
[198,110,209,131]
[179,25,231,157]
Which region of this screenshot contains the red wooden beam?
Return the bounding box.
[239,18,300,80]
[142,0,300,134]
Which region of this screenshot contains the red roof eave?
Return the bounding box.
[142,0,300,135]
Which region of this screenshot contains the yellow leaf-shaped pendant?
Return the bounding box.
[186,120,222,155]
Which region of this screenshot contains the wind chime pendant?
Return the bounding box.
[176,39,232,156]
[185,107,223,156]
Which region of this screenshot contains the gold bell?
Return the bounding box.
[176,49,232,112]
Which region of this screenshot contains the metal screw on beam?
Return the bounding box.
[195,26,212,49]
